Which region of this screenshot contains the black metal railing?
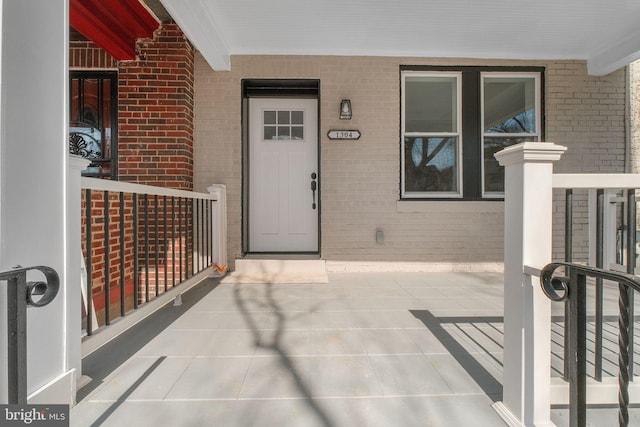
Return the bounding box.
[562,188,637,382]
[541,262,639,427]
[0,266,59,404]
[82,178,217,335]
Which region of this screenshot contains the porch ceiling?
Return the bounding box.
[157,0,640,75]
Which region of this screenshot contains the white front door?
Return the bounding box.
[249,98,318,252]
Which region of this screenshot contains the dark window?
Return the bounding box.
[401,66,544,200]
[69,71,118,179]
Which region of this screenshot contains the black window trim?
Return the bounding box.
[70,70,118,179]
[399,65,545,201]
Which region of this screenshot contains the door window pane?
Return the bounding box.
[291,110,304,124]
[264,126,276,140]
[263,109,304,140]
[291,126,304,139]
[277,126,290,139]
[277,110,290,125]
[264,110,276,124]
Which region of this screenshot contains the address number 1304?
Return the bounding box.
[327,130,361,140]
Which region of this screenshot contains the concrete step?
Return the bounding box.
[223,258,328,284]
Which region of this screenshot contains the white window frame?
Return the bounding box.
[480,72,541,198]
[401,71,463,199]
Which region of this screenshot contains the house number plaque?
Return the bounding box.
[327,130,361,140]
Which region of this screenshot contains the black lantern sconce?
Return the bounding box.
[339,99,352,120]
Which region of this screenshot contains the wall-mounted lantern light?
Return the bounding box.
[339,99,352,120]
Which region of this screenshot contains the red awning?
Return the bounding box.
[70,0,159,61]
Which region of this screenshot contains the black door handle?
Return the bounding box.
[311,172,317,209]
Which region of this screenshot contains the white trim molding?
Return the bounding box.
[207,184,228,268]
[494,141,567,166]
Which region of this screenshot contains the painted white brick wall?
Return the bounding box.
[193,56,626,269]
[546,61,627,262]
[631,60,640,173]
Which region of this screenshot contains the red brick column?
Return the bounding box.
[71,23,196,326]
[118,23,195,190]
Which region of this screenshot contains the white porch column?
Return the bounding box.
[0,0,73,405]
[493,142,567,427]
[207,184,228,268]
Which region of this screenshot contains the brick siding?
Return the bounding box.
[118,24,195,189]
[71,23,195,324]
[71,23,195,189]
[547,61,627,263]
[194,56,627,269]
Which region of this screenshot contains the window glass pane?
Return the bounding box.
[70,72,118,179]
[70,79,80,122]
[277,110,290,125]
[405,76,457,133]
[81,79,101,127]
[264,126,276,140]
[102,80,112,159]
[404,137,458,193]
[484,77,536,134]
[291,126,304,140]
[264,110,276,124]
[277,126,290,139]
[291,110,304,125]
[484,136,536,193]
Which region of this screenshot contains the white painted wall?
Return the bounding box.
[0,0,73,403]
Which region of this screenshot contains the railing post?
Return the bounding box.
[564,189,573,381]
[69,155,90,394]
[7,273,27,404]
[595,189,605,381]
[626,190,636,379]
[208,184,227,269]
[494,142,567,426]
[568,270,588,427]
[1,266,59,404]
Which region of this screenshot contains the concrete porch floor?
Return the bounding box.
[70,272,626,426]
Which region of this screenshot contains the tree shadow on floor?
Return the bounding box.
[410,310,504,402]
[233,279,335,427]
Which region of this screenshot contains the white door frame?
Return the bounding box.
[243,89,320,254]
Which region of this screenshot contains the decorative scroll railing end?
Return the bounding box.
[0,265,60,307]
[0,265,60,405]
[540,262,570,302]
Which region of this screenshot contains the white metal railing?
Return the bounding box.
[79,177,226,343]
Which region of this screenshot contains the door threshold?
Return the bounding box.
[243,253,321,260]
[228,257,328,283]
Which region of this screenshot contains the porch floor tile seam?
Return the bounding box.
[83,391,494,404]
[132,350,504,358]
[163,327,433,331]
